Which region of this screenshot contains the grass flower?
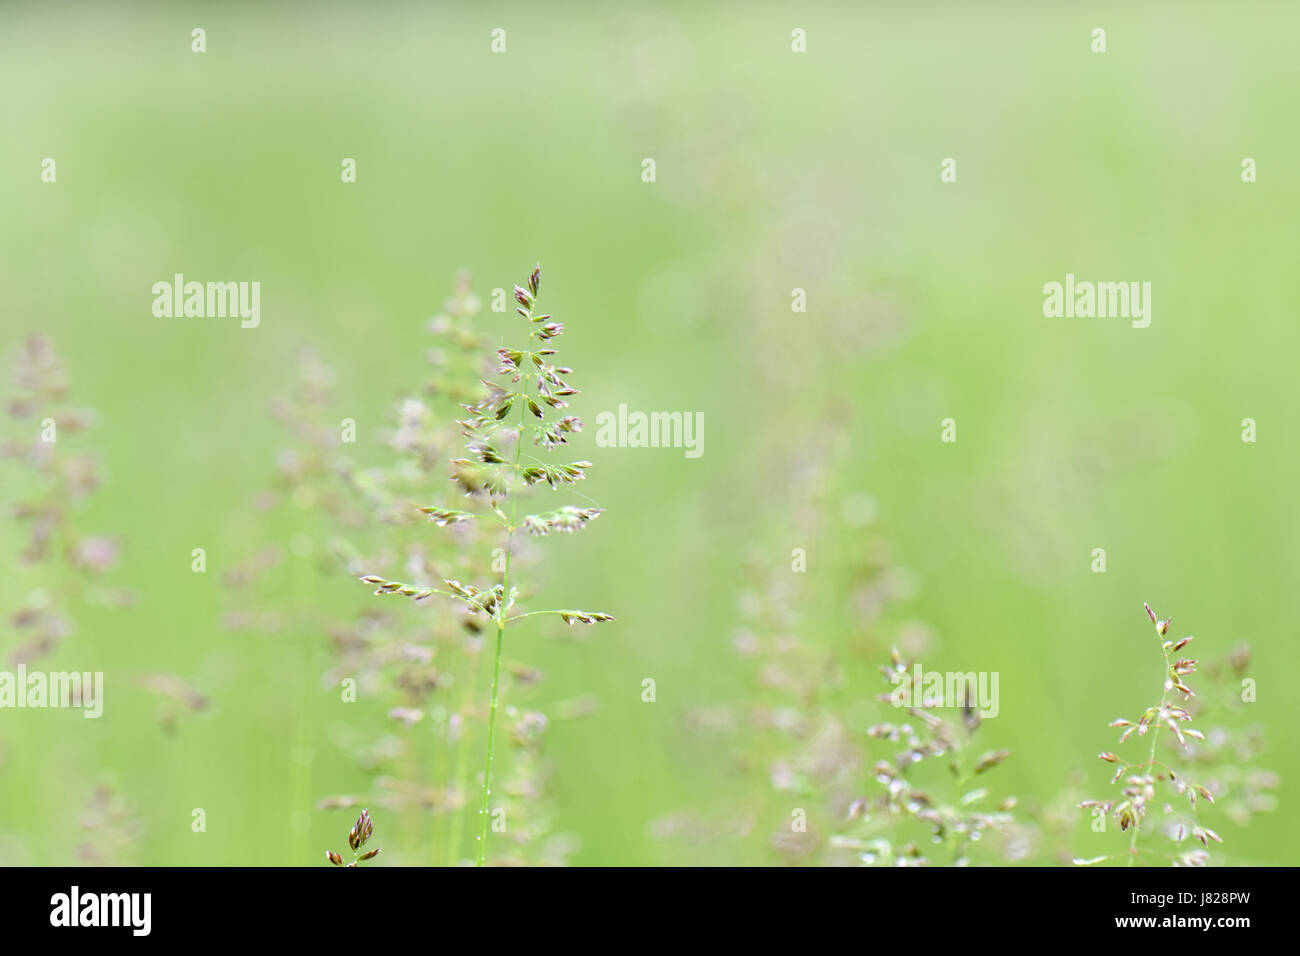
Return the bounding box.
[366,264,613,866]
[327,809,382,866]
[2,335,132,665]
[1075,604,1275,866]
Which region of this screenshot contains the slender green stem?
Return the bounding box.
[1129,642,1172,867]
[475,603,508,865]
[475,386,526,866]
[289,521,315,863]
[503,609,566,624]
[446,655,478,865]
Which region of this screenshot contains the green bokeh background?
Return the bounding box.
[1,2,1296,865]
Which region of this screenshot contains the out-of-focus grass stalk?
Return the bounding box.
[445,654,479,865]
[289,521,315,862]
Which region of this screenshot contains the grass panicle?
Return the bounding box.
[327,808,382,866]
[225,272,587,866]
[1074,604,1276,867]
[398,264,612,866]
[3,335,133,665]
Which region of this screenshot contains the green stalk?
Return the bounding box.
[1129,641,1171,867]
[475,565,509,866]
[475,386,526,866]
[445,665,477,864]
[289,524,314,863]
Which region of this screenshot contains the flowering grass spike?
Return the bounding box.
[360,264,612,866]
[1075,604,1273,866]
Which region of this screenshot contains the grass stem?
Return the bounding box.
[475,385,526,866]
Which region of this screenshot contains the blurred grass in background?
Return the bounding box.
[1,1,1296,865]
